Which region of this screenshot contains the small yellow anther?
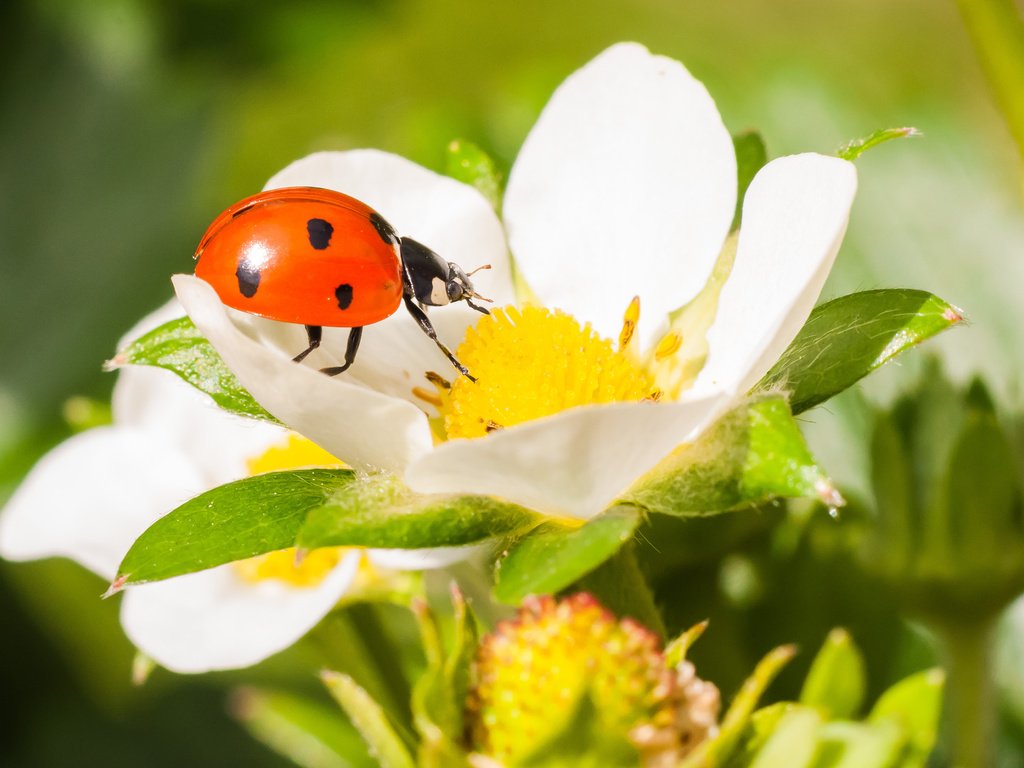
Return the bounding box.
[654,332,683,360]
[619,296,641,350]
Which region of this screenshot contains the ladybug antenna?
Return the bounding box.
[467,264,491,277]
[466,292,492,315]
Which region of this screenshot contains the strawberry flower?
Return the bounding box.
[173,42,856,521]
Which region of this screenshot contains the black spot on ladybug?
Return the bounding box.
[236,261,261,298]
[307,218,334,250]
[370,213,398,245]
[336,283,354,310]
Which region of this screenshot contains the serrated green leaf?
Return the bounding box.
[321,671,416,768]
[111,316,278,423]
[799,628,866,720]
[837,127,920,161]
[623,396,837,518]
[868,668,944,764]
[680,645,797,768]
[492,506,642,604]
[445,139,502,210]
[732,131,768,231]
[298,473,537,549]
[232,687,374,768]
[116,469,356,585]
[756,290,963,414]
[116,470,536,586]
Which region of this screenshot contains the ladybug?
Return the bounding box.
[193,186,491,379]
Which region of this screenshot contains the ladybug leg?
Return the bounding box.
[402,296,476,382]
[320,327,363,376]
[292,325,322,364]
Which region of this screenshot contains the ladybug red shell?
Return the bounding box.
[193,186,490,379]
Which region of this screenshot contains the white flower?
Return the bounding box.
[173,43,857,522]
[0,303,364,673]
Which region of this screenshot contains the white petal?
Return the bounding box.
[504,42,736,344]
[113,366,290,486]
[265,149,514,306]
[405,394,731,520]
[0,427,205,581]
[173,275,434,473]
[120,552,361,673]
[367,543,487,571]
[693,154,858,395]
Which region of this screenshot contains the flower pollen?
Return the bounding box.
[438,305,658,439]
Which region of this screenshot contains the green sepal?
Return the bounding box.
[115,468,354,585]
[868,668,945,766]
[516,691,639,768]
[298,473,537,550]
[232,686,375,768]
[815,720,904,768]
[732,130,768,231]
[115,469,537,586]
[680,645,798,768]
[492,506,642,605]
[321,671,416,768]
[745,706,822,768]
[756,289,963,414]
[445,138,503,210]
[410,590,479,768]
[664,619,710,668]
[109,315,279,423]
[623,396,838,518]
[799,628,866,720]
[837,127,920,161]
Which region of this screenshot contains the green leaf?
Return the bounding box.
[756,289,964,414]
[297,473,537,549]
[115,469,356,585]
[322,671,416,768]
[623,396,839,518]
[116,469,536,586]
[868,668,945,764]
[680,645,798,768]
[445,139,502,210]
[732,131,768,230]
[109,316,278,423]
[837,127,920,161]
[231,687,375,768]
[799,628,866,720]
[492,506,642,604]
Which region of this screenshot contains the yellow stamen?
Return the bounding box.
[619,295,641,350]
[237,434,349,587]
[234,547,346,587]
[437,305,658,440]
[654,332,683,360]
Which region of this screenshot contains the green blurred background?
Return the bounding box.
[2,0,1022,765]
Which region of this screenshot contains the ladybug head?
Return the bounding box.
[401,238,492,314]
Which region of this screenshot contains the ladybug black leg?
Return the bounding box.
[292,325,322,364]
[320,327,363,376]
[402,296,476,381]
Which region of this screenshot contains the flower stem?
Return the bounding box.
[956,0,1024,163]
[576,543,667,639]
[935,615,996,768]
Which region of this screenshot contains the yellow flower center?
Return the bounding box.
[436,305,660,440]
[235,434,352,587]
